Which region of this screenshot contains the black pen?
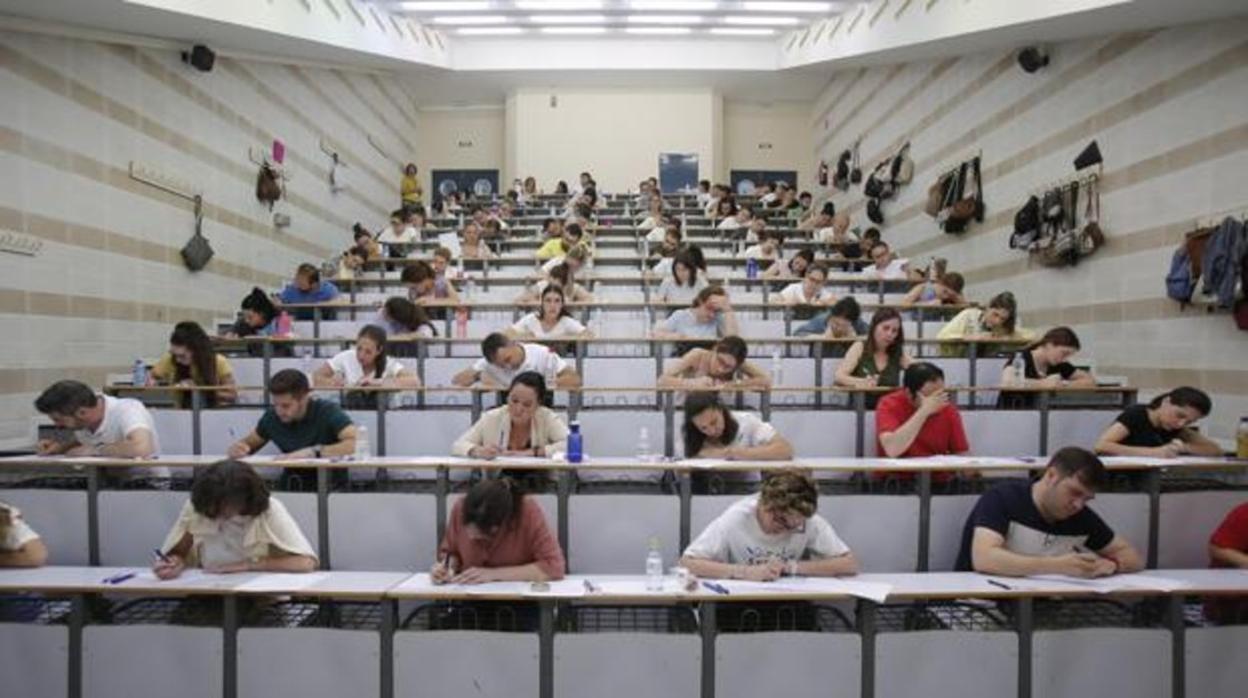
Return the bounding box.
[986,578,1013,591]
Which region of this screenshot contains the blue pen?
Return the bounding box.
[701,580,730,595]
[153,548,171,563]
[102,571,136,585]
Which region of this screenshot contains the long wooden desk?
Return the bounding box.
[1,567,1244,698]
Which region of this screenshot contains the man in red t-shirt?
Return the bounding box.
[875,362,969,482]
[1205,501,1248,623]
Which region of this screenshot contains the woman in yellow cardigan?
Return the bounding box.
[936,291,1036,357]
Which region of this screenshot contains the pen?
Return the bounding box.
[701,580,730,595]
[102,572,136,585]
[986,578,1013,591]
[152,548,171,563]
[583,579,600,594]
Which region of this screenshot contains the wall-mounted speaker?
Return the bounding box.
[181,44,215,72]
[1017,46,1049,74]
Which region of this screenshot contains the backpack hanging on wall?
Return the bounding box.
[180,195,214,271]
[943,157,983,234]
[1165,228,1212,305]
[834,149,852,191]
[863,160,894,200]
[890,142,914,186]
[256,163,282,209]
[1201,217,1247,308]
[1010,196,1041,250]
[925,167,958,218]
[866,197,885,225]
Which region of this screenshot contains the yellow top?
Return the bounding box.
[150,352,235,385]
[401,174,423,205]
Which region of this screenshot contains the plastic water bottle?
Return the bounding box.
[354,425,370,460]
[567,421,583,464]
[132,359,147,386]
[636,427,652,461]
[746,257,759,280]
[1237,417,1248,459]
[770,350,784,387]
[455,307,469,339]
[645,537,664,591]
[300,352,314,379]
[463,275,476,301]
[1012,352,1027,386]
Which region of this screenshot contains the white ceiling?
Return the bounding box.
[385,1,864,39]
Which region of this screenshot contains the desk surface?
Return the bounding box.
[2,454,1244,472]
[1,568,1244,602]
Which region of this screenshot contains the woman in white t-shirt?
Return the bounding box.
[0,501,48,567]
[152,460,317,579]
[508,285,589,339]
[516,262,593,304]
[772,262,836,306]
[679,469,858,581]
[314,325,421,407]
[683,393,793,461]
[655,250,709,307]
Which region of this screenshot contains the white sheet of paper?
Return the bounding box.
[1027,573,1189,594]
[234,572,330,593]
[719,577,893,603]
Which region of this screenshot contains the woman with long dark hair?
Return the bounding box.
[508,285,589,339]
[835,307,913,399]
[313,325,421,408]
[149,321,237,407]
[997,326,1095,409]
[1095,387,1222,458]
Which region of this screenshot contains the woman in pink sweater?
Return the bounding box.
[432,478,566,585]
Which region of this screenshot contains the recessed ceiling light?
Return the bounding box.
[515,0,604,9]
[431,14,508,23]
[627,15,703,24]
[457,27,526,35]
[709,27,776,35]
[628,0,718,9]
[529,14,608,23]
[722,15,801,25]
[400,1,492,11]
[625,27,694,35]
[741,1,833,11]
[539,26,609,34]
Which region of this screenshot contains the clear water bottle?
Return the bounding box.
[645,537,664,591]
[1237,417,1248,459]
[1013,352,1027,386]
[636,426,652,461]
[463,275,475,301]
[567,421,583,463]
[746,257,759,280]
[132,359,147,386]
[300,352,313,380]
[770,350,784,387]
[354,425,370,460]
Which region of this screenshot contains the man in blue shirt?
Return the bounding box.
[278,263,340,320]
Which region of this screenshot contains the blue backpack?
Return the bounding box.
[1201,217,1247,308]
[1166,246,1197,304]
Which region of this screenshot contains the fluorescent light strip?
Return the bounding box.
[457,27,526,35]
[628,0,718,9]
[539,26,608,34]
[741,1,833,11]
[708,27,775,35]
[399,1,490,11]
[625,27,693,35]
[722,15,801,25]
[431,14,508,24]
[514,0,603,9]
[627,15,703,24]
[528,14,607,23]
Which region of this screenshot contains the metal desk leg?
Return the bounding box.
[760,389,772,423]
[313,308,322,358]
[664,392,676,458]
[68,594,85,698]
[223,594,239,698]
[380,599,396,698]
[471,390,483,424]
[700,600,717,698]
[859,600,876,698]
[814,340,824,410]
[539,600,555,698]
[191,390,203,455]
[87,467,100,566]
[376,397,388,457]
[1038,391,1051,456]
[1147,469,1161,569]
[917,471,932,572]
[1169,594,1186,698]
[317,467,331,570]
[557,470,572,563]
[435,466,449,545]
[416,342,427,409]
[262,341,273,406]
[679,471,693,552]
[968,342,979,387]
[854,392,866,458]
[1017,597,1033,698]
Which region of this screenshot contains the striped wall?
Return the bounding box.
[810,18,1248,443]
[0,29,415,446]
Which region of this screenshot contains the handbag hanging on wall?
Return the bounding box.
[1079,176,1105,257]
[180,195,214,271]
[925,167,958,218]
[943,156,983,234]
